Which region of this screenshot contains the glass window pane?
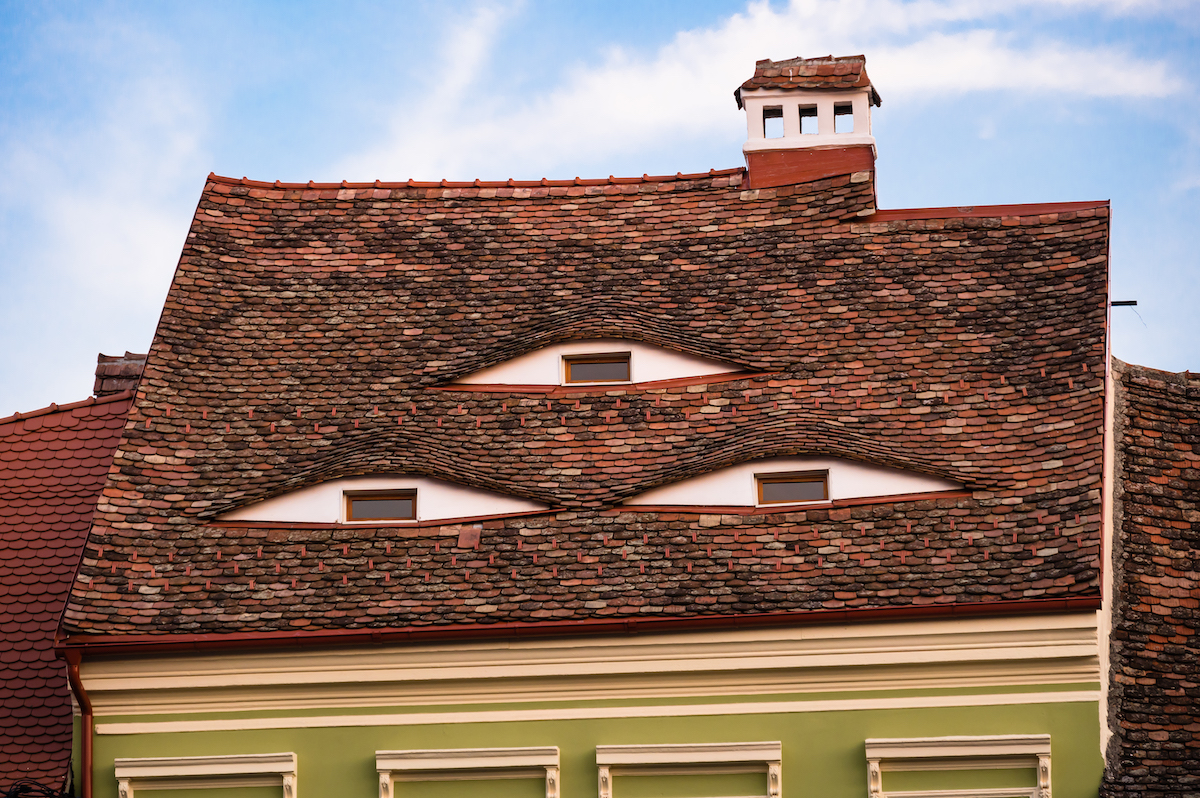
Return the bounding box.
[566,356,630,382]
[760,477,825,503]
[349,496,414,520]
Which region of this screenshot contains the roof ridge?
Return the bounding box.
[207,168,746,191]
[1118,359,1200,384]
[0,389,135,427]
[864,200,1109,222]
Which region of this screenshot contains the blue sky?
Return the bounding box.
[1,0,1197,414]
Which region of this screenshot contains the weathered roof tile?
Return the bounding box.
[61,169,1108,637]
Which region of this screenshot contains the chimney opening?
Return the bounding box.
[763,105,784,139]
[799,105,818,135]
[834,102,854,133]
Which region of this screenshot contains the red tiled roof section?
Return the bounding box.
[736,55,881,107]
[1103,361,1200,795]
[0,393,132,787]
[61,170,1108,637]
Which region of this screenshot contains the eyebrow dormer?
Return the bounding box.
[456,339,743,388]
[735,55,882,190]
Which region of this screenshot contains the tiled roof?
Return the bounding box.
[736,55,881,108]
[62,167,1109,637]
[1103,361,1200,795]
[0,393,132,787]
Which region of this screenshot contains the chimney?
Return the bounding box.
[735,55,881,190]
[94,352,147,397]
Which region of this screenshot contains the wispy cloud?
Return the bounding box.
[876,29,1184,97]
[0,13,210,410]
[335,0,1186,181]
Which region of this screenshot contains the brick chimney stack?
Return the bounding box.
[94,352,147,397]
[735,55,881,190]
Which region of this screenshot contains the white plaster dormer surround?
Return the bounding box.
[596,742,782,798]
[457,339,742,387]
[219,475,547,525]
[624,456,962,509]
[377,747,560,798]
[741,87,875,153]
[114,753,297,798]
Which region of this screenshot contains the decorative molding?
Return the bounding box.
[112,753,297,798]
[864,736,1051,798]
[97,690,1100,736]
[596,742,781,798]
[83,613,1100,716]
[376,747,560,798]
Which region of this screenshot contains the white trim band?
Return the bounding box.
[97,690,1099,735]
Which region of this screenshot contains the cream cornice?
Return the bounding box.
[83,613,1100,716]
[96,690,1099,736]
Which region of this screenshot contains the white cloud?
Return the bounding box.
[0,16,210,412]
[335,0,1185,181]
[875,29,1184,97]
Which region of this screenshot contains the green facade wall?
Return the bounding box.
[92,696,1101,798]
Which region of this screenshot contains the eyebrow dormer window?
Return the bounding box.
[345,490,416,522]
[756,472,828,505]
[563,352,630,384]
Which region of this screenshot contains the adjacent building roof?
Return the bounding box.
[735,55,881,108]
[1103,361,1200,795]
[0,393,133,787]
[60,165,1109,639]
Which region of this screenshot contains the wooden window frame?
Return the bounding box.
[755,471,829,506]
[563,352,631,385]
[345,490,417,522]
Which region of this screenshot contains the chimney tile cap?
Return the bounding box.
[736,54,881,109]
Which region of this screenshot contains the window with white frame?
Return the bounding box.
[113,753,297,798]
[596,742,781,798]
[377,747,560,798]
[865,735,1052,798]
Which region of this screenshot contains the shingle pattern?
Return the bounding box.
[0,394,132,787]
[1103,361,1200,796]
[62,167,1108,637]
[736,55,881,107]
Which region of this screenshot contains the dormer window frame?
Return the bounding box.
[562,351,632,385]
[755,470,830,507]
[344,489,418,523]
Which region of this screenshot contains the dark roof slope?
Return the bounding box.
[62,168,1108,637]
[0,393,132,787]
[736,55,881,107]
[1103,361,1200,795]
